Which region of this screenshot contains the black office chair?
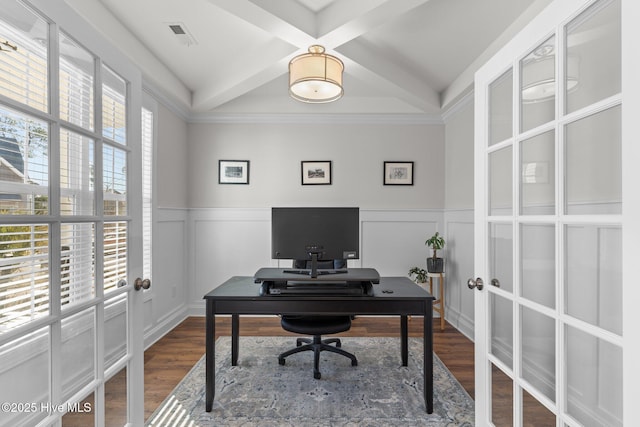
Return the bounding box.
[278,259,357,379]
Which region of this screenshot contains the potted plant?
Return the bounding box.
[425,231,445,273]
[408,266,428,284]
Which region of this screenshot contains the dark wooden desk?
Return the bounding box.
[203,276,435,413]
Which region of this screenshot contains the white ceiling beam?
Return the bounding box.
[206,0,314,47]
[249,0,317,37]
[317,0,429,47]
[192,55,292,111]
[202,0,437,112]
[338,39,440,113]
[343,56,440,114]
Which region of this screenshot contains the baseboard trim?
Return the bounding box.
[144,306,189,350]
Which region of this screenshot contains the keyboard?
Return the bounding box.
[260,281,373,296]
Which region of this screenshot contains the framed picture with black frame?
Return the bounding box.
[218,160,250,184]
[384,161,414,185]
[301,160,332,185]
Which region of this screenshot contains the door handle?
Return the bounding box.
[467,277,484,291]
[134,278,151,291]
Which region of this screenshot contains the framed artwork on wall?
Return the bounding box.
[301,161,332,185]
[384,161,414,185]
[218,160,250,184]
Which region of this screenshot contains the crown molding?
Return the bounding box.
[187,112,443,125]
[142,82,191,122]
[440,89,474,123]
[143,78,446,126]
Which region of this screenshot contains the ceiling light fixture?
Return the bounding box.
[1,39,17,53]
[521,45,579,103]
[289,45,344,103]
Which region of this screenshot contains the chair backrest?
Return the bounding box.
[293,259,347,269]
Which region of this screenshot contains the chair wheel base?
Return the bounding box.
[278,357,285,366]
[314,371,321,379]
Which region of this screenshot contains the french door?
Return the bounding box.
[0,0,144,426]
[473,0,638,425]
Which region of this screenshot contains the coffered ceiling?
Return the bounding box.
[64,0,552,118]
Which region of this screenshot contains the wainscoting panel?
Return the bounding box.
[443,209,475,340]
[186,209,445,315]
[188,208,272,313]
[144,208,189,349]
[360,209,442,277]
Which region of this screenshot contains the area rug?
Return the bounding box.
[146,336,474,426]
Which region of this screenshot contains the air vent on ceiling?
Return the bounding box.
[169,25,186,35]
[165,22,198,47]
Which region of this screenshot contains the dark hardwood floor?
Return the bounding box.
[143,316,475,422]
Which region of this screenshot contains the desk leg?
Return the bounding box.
[231,314,239,366]
[400,315,408,366]
[205,300,215,412]
[424,300,434,413]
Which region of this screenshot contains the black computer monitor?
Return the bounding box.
[271,207,359,278]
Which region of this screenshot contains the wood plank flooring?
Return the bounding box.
[144,316,475,422]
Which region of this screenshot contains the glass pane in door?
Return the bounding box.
[520,131,555,215]
[0,327,49,427]
[0,1,48,112]
[520,224,555,308]
[489,147,513,216]
[104,293,127,370]
[565,106,621,215]
[521,36,556,132]
[489,69,513,146]
[565,325,622,426]
[103,221,128,293]
[59,31,95,132]
[61,393,94,427]
[489,223,513,293]
[566,0,621,114]
[61,307,96,401]
[103,145,127,216]
[490,293,513,368]
[521,307,555,401]
[0,106,49,215]
[523,388,556,425]
[60,129,95,216]
[491,363,513,426]
[565,224,622,334]
[61,222,95,308]
[105,367,127,426]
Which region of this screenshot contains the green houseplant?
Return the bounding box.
[408,266,428,284]
[425,231,445,273]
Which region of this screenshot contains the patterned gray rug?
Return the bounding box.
[147,336,474,426]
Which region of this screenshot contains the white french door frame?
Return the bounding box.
[473,0,639,425]
[27,1,145,425]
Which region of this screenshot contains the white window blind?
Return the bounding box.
[60,128,94,216]
[59,31,94,131]
[103,144,127,216]
[102,65,126,145]
[60,223,95,308]
[0,6,48,113]
[0,224,49,333]
[103,221,127,293]
[141,107,153,282]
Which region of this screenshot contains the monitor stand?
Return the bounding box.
[282,252,347,279]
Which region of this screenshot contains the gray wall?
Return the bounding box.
[145,102,479,346]
[156,103,189,208]
[187,121,445,209]
[442,97,475,338]
[444,99,474,210]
